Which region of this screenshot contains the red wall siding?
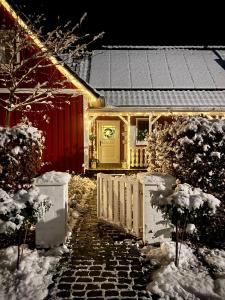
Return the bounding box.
[0,95,84,174]
[0,5,84,173]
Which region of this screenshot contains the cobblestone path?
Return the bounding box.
[48,192,152,300]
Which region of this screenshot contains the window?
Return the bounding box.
[136,118,149,145]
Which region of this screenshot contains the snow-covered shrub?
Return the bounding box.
[0,123,44,192]
[156,183,220,226]
[152,183,220,266]
[68,175,96,204]
[147,116,225,198]
[0,186,51,235]
[68,176,96,230]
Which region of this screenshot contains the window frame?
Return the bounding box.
[136,117,149,146]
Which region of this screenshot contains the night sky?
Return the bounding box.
[8,0,225,47]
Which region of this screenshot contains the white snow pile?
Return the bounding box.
[146,242,225,300]
[198,248,225,276]
[34,171,71,185]
[0,244,69,300]
[137,172,176,191]
[0,187,50,234]
[156,183,220,214]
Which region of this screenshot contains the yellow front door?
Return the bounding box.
[97,120,120,163]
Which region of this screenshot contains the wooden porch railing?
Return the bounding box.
[130,147,148,168]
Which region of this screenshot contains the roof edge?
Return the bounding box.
[88,106,225,113]
[102,45,225,50]
[97,88,225,91]
[0,0,104,108]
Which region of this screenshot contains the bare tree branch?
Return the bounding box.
[0,9,104,125]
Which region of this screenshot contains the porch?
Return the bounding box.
[84,111,160,172]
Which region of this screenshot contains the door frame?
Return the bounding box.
[97,120,120,164]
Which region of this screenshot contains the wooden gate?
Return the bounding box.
[97,173,143,238]
[97,173,175,243]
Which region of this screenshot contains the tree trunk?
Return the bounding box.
[175,221,179,268]
[17,244,21,270]
[5,111,11,127]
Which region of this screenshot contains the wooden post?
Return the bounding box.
[126,181,132,231]
[127,116,131,169]
[135,148,139,167]
[97,173,100,217]
[130,148,134,167]
[133,181,140,237]
[113,178,119,223]
[108,178,113,221]
[140,148,144,167]
[103,176,108,219]
[120,178,125,226]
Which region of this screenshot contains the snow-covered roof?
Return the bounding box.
[97,89,225,109]
[89,48,225,89]
[68,46,225,109]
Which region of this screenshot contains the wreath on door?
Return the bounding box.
[103,127,115,139]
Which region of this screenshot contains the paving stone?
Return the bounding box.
[133,284,147,290]
[72,290,86,297]
[56,291,71,298]
[60,277,75,283]
[47,189,153,299]
[107,278,117,282]
[89,266,102,270]
[93,277,107,282]
[57,283,72,290]
[72,283,85,290]
[62,270,74,276]
[101,283,116,289]
[89,271,101,276]
[75,270,89,276]
[105,290,119,297]
[117,271,128,277]
[86,290,103,297]
[118,277,133,284]
[101,271,116,277]
[116,265,130,271]
[76,277,92,282]
[120,290,137,297]
[117,283,129,289]
[86,283,100,290]
[130,271,141,278]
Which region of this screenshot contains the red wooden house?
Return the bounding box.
[0,0,104,173]
[2,1,225,175]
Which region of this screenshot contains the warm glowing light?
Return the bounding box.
[0,0,102,108]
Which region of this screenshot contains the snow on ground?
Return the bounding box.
[144,242,225,300]
[0,244,69,300]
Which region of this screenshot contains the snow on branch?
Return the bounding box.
[0,10,104,125]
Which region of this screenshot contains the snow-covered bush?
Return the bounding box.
[147,116,225,198]
[152,183,220,266]
[156,183,220,225]
[0,123,44,192]
[0,186,51,235]
[68,176,96,231]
